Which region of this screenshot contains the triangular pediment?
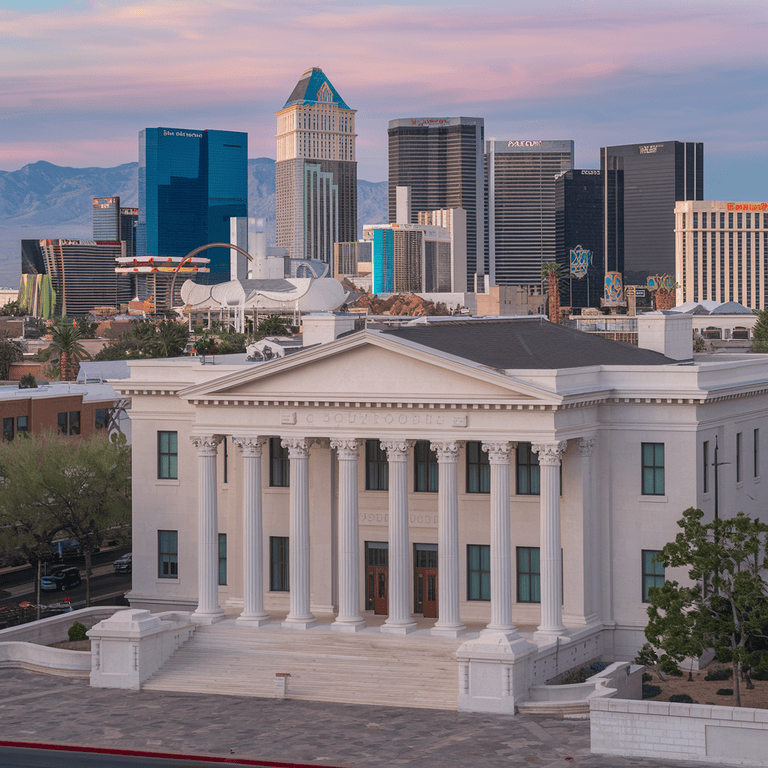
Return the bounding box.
[180,332,560,406]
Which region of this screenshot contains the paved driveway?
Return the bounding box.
[0,669,711,767]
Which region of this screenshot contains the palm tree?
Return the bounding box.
[49,320,90,381]
[542,262,562,324]
[148,321,189,358]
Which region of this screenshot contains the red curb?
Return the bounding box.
[0,740,343,768]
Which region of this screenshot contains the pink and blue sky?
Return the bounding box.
[1,0,767,197]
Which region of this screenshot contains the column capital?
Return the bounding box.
[190,434,223,457]
[330,438,363,460]
[430,440,463,463]
[281,437,314,459]
[578,436,596,457]
[380,439,415,461]
[232,436,267,458]
[481,441,513,464]
[531,440,568,466]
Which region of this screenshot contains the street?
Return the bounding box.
[0,545,131,611]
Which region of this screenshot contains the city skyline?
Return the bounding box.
[1,1,766,201]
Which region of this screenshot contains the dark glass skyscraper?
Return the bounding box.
[600,141,703,285]
[138,127,247,283]
[555,170,604,308]
[388,117,484,291]
[485,140,574,286]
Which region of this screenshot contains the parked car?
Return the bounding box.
[113,553,132,574]
[41,567,82,592]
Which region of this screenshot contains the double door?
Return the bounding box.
[365,542,438,618]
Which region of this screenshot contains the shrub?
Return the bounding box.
[67,621,88,641]
[716,688,734,696]
[642,672,653,683]
[669,694,694,703]
[642,684,662,699]
[665,666,684,677]
[18,373,37,388]
[705,667,733,681]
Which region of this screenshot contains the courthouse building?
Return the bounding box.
[114,316,768,710]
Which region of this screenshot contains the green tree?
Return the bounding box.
[254,315,291,340]
[0,300,26,317]
[0,431,131,607]
[76,317,97,339]
[0,339,22,380]
[644,507,768,707]
[94,320,189,360]
[18,373,38,389]
[49,319,90,381]
[751,307,768,353]
[146,320,189,358]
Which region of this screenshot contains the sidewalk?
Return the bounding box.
[0,668,712,768]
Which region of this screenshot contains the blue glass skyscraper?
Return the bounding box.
[138,127,248,284]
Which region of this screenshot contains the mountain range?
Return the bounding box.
[0,159,387,289]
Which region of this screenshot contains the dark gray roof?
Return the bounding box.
[380,318,676,369]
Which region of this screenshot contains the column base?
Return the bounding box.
[331,618,366,633]
[191,609,225,625]
[432,623,467,638]
[481,625,523,641]
[380,620,418,635]
[236,613,272,628]
[533,627,570,646]
[282,617,318,630]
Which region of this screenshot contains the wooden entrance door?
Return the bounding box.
[365,542,389,615]
[413,544,438,618]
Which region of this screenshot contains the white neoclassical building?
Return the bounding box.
[110,315,768,710]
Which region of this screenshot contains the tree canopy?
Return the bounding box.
[751,307,768,353]
[644,507,768,706]
[95,320,189,360]
[49,319,90,381]
[0,430,131,606]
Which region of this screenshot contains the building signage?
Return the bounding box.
[727,202,768,211]
[410,118,450,127]
[580,170,600,175]
[508,140,542,147]
[639,144,664,154]
[569,245,592,278]
[162,129,203,138]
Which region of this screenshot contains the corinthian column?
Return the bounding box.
[481,441,521,637]
[380,439,417,635]
[281,437,317,629]
[330,438,365,632]
[190,434,225,624]
[232,436,270,627]
[532,440,568,642]
[431,440,466,637]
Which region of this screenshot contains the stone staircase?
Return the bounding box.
[142,623,460,710]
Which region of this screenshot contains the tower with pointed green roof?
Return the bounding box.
[276,68,357,265]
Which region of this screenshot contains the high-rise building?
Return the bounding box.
[601,141,703,285]
[555,170,604,308]
[138,127,248,284]
[388,117,484,290]
[275,68,357,265]
[21,239,132,317]
[485,140,574,287]
[93,197,138,259]
[675,200,768,311]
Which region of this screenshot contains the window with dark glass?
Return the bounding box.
[366,439,389,491]
[68,411,80,436]
[158,530,178,578]
[465,441,489,493]
[414,440,438,492]
[703,441,709,494]
[517,547,540,603]
[467,544,490,601]
[3,417,14,442]
[269,438,289,487]
[642,550,665,602]
[641,443,664,495]
[218,533,227,586]
[755,428,760,478]
[57,412,68,435]
[516,443,541,494]
[270,536,289,591]
[222,437,228,484]
[157,431,178,479]
[16,416,28,435]
[95,408,108,430]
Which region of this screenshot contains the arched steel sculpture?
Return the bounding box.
[168,243,253,311]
